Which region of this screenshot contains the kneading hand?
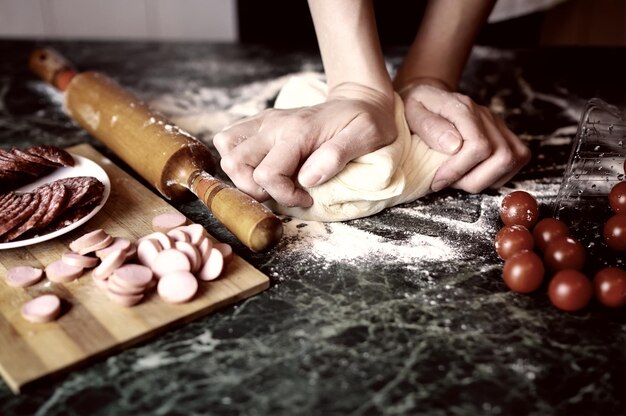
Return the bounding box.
[400,79,531,193]
[213,83,397,208]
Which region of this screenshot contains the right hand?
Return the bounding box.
[213,83,397,208]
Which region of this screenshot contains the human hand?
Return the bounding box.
[399,78,531,193]
[213,83,397,207]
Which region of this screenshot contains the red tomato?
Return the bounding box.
[499,191,540,228]
[548,270,593,311]
[604,214,626,251]
[608,181,626,213]
[495,225,534,260]
[593,267,626,308]
[543,236,586,271]
[532,218,569,252]
[502,250,544,293]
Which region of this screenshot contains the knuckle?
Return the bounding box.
[220,154,244,175]
[469,139,492,161]
[252,165,273,186]
[212,131,231,148]
[318,144,347,172]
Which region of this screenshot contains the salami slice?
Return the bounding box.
[33,181,68,230]
[0,193,21,222]
[0,193,38,238]
[26,145,74,167]
[11,148,59,168]
[2,185,52,242]
[0,150,49,176]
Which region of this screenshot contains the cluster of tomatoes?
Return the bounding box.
[495,188,626,312]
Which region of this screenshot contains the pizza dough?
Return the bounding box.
[267,73,450,221]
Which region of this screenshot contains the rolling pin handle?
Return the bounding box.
[29,48,76,91]
[190,171,283,253]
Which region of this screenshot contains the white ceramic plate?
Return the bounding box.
[0,154,111,249]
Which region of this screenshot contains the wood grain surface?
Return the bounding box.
[0,143,270,393]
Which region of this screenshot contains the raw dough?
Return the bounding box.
[267,73,450,221]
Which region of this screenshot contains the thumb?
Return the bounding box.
[404,98,462,155]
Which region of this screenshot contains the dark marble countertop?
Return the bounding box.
[1,40,625,415]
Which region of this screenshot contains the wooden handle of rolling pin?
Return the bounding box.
[29,48,283,252]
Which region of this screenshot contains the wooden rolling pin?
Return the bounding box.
[28,48,283,252]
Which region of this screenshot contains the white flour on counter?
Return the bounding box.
[281,220,459,265]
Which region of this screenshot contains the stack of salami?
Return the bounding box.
[0,145,105,243]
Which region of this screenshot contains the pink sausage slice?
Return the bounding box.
[110,264,153,289]
[157,271,198,303]
[45,260,83,283]
[92,249,126,280]
[196,237,213,263]
[62,252,99,269]
[174,241,202,274]
[21,294,61,323]
[198,248,224,281]
[137,238,162,268]
[107,277,144,295]
[178,224,207,245]
[167,228,190,243]
[152,212,187,233]
[106,289,143,307]
[6,266,44,288]
[95,237,132,259]
[214,243,233,265]
[78,234,114,255]
[140,232,173,250]
[69,229,109,253]
[151,248,191,278]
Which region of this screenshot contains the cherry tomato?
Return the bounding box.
[543,236,586,271]
[604,214,626,251]
[548,270,593,311]
[500,191,540,228]
[593,267,626,308]
[608,181,626,213]
[495,225,534,260]
[502,250,544,293]
[532,218,569,252]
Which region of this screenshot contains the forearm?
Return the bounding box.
[393,0,496,91]
[308,0,393,99]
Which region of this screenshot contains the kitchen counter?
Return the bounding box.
[1,40,625,415]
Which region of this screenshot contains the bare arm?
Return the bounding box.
[214,0,398,207]
[394,0,496,91]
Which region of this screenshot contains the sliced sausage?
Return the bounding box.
[152,212,188,233]
[92,249,126,280]
[107,277,144,296]
[6,266,44,287]
[21,294,62,323]
[157,271,198,304]
[137,238,162,268]
[45,259,83,283]
[106,289,143,307]
[178,223,207,245]
[140,232,173,250]
[26,144,74,167]
[61,252,99,268]
[110,264,153,289]
[151,248,191,278]
[214,243,234,265]
[2,185,52,242]
[0,193,38,239]
[174,241,202,274]
[34,180,68,230]
[167,228,190,243]
[198,248,224,281]
[95,237,131,259]
[196,237,213,263]
[69,228,110,253]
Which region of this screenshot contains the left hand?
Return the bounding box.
[399,78,531,193]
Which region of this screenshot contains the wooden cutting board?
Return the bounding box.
[0,143,270,393]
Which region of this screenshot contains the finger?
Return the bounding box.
[430,107,492,191]
[404,99,462,154]
[451,111,525,193]
[298,113,396,187]
[253,139,313,207]
[490,117,531,188]
[213,117,262,155]
[220,136,271,201]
